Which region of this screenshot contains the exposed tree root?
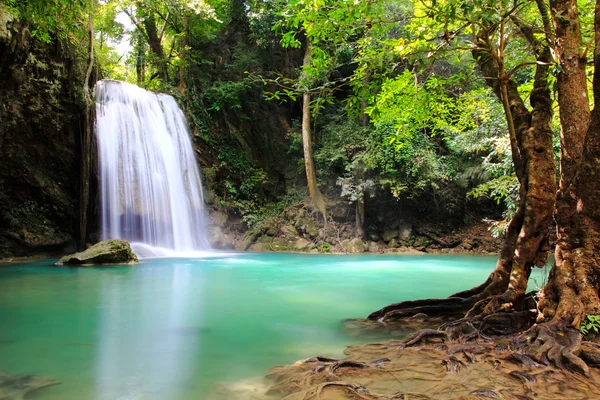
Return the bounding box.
[368,297,474,322]
[512,323,589,375]
[397,329,448,347]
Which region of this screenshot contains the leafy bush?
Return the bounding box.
[580,315,600,336]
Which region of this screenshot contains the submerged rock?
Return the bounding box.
[57,239,139,266]
[0,372,60,400]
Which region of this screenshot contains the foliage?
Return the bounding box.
[239,187,305,230]
[580,315,600,336]
[10,201,53,233]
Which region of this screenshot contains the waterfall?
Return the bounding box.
[95,80,210,256]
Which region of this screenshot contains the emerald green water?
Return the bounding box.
[0,253,546,399]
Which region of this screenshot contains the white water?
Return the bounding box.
[95,80,210,255]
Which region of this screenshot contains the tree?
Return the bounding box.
[368,0,600,372]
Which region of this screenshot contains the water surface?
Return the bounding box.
[0,253,546,399]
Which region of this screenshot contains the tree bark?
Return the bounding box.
[302,43,327,223]
[79,0,94,249]
[539,0,600,327]
[140,9,167,81]
[178,14,188,93]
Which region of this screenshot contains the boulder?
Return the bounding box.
[291,238,312,250]
[209,226,234,250]
[382,230,399,242]
[236,230,260,251]
[303,222,320,238]
[388,238,400,249]
[210,210,228,227]
[346,238,366,253]
[367,241,384,253]
[368,231,381,242]
[281,224,299,237]
[399,221,412,241]
[248,242,269,252]
[57,239,138,266]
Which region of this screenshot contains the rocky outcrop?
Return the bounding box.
[0,5,85,257]
[57,239,138,265]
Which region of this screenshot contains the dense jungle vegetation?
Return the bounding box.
[3,0,600,372]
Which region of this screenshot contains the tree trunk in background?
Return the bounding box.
[355,165,368,240]
[302,43,327,223]
[80,0,94,249]
[136,35,145,85]
[539,0,600,327]
[142,14,167,81]
[178,15,188,93]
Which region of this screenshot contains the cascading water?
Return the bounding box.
[95,80,210,257]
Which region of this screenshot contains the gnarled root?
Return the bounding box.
[580,342,600,367]
[368,297,475,322]
[512,323,589,375]
[303,381,433,400]
[398,329,448,348]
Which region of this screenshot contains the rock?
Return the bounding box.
[303,222,320,238]
[367,241,384,253]
[209,226,234,250]
[368,231,381,242]
[237,230,260,251]
[341,239,351,250]
[388,238,400,249]
[382,230,399,242]
[0,372,61,400]
[262,222,278,236]
[291,238,311,250]
[399,221,412,241]
[210,210,228,227]
[57,239,138,266]
[248,242,268,252]
[281,224,298,237]
[346,238,366,253]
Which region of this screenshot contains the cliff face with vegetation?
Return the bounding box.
[0,4,84,258]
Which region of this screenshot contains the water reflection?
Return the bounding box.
[95,264,202,399]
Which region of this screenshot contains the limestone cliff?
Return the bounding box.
[0,4,84,257]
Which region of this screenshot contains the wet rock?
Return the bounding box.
[57,239,138,265]
[388,238,400,249]
[209,226,233,249]
[382,230,399,242]
[210,210,228,227]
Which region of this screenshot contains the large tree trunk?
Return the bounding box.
[539,0,600,327]
[302,43,327,223]
[370,24,556,323]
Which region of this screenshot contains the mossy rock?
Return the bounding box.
[57,239,139,266]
